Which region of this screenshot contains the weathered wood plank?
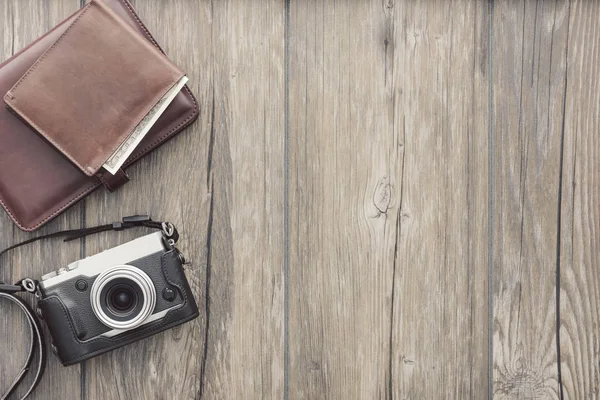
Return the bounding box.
[82,0,285,399]
[558,0,600,398]
[198,0,285,397]
[491,1,570,398]
[288,1,398,396]
[0,2,82,399]
[288,0,489,398]
[389,1,490,398]
[287,2,397,396]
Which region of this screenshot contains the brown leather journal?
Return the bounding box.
[0,0,199,231]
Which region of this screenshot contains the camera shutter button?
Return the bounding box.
[162,287,176,302]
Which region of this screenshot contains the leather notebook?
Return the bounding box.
[0,0,198,231]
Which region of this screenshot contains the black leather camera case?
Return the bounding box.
[37,249,198,366]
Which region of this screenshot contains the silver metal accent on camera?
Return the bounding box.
[162,222,174,237]
[22,278,37,293]
[39,232,166,290]
[41,271,57,281]
[90,265,157,330]
[99,304,182,338]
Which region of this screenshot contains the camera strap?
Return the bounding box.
[0,215,178,400]
[0,282,45,400]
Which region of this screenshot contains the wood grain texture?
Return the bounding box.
[558,0,600,398]
[197,0,285,398]
[491,1,570,398]
[288,0,489,398]
[0,2,82,400]
[389,1,490,398]
[288,1,399,396]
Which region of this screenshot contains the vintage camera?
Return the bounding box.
[37,231,199,366]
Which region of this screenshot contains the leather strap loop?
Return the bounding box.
[97,168,130,193]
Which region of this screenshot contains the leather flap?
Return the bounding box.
[4,0,184,177]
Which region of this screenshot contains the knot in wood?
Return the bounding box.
[373,176,392,214]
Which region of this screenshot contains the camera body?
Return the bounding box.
[37,232,199,366]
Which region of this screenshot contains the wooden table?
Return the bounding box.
[0,0,598,398]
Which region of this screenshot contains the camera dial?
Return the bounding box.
[90,265,156,330]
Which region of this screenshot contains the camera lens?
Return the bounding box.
[112,289,133,310]
[107,284,137,313]
[90,265,156,330]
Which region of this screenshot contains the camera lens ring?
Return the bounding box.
[90,265,156,330]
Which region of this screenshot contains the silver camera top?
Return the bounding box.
[39,232,166,290]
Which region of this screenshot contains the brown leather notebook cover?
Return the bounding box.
[0,0,198,231]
